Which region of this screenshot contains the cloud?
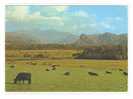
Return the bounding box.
[28,12,62,21]
[6,6,64,26]
[6,6,106,34]
[75,10,89,17]
[6,6,126,34]
[52,6,68,12]
[34,6,69,17]
[6,6,67,21]
[6,6,29,21]
[97,16,126,33]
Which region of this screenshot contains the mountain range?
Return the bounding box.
[74,32,127,46]
[6,30,127,46]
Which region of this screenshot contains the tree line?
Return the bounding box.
[6,43,127,60]
[72,45,127,60]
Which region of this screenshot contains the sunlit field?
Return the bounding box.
[5,5,128,92]
[5,50,128,92]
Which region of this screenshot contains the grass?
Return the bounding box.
[5,58,127,92]
[6,50,78,60]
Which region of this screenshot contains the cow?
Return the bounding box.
[119,68,123,71]
[88,72,98,76]
[123,72,128,76]
[105,71,112,74]
[45,68,50,71]
[64,72,70,76]
[14,72,31,84]
[10,65,15,68]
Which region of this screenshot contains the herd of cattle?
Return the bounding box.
[9,62,128,84]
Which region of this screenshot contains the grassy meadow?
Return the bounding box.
[5,50,128,92]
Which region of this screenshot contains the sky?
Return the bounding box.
[6,5,128,35]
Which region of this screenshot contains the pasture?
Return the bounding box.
[5,50,128,92]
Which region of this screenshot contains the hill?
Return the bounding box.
[5,31,127,50]
[73,32,127,46]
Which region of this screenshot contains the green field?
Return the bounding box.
[5,50,128,92]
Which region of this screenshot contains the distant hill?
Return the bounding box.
[73,32,127,46]
[6,32,40,46]
[6,31,127,48]
[34,30,79,44]
[6,30,79,45]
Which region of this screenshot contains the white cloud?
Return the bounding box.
[6,6,29,21]
[29,12,61,21]
[6,6,63,23]
[52,6,68,12]
[6,6,103,34]
[75,10,89,17]
[99,16,124,31]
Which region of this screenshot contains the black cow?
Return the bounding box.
[105,71,112,74]
[88,72,98,76]
[14,72,31,84]
[45,68,50,71]
[123,72,128,76]
[119,68,123,71]
[10,65,15,68]
[64,72,70,76]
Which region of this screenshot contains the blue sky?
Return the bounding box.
[6,5,128,35]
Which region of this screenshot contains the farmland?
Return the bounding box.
[5,50,128,92]
[5,5,128,92]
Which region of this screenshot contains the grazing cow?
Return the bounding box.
[45,68,50,71]
[10,65,15,68]
[64,72,70,76]
[119,68,123,71]
[14,72,31,84]
[105,71,112,74]
[123,72,128,76]
[88,72,98,76]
